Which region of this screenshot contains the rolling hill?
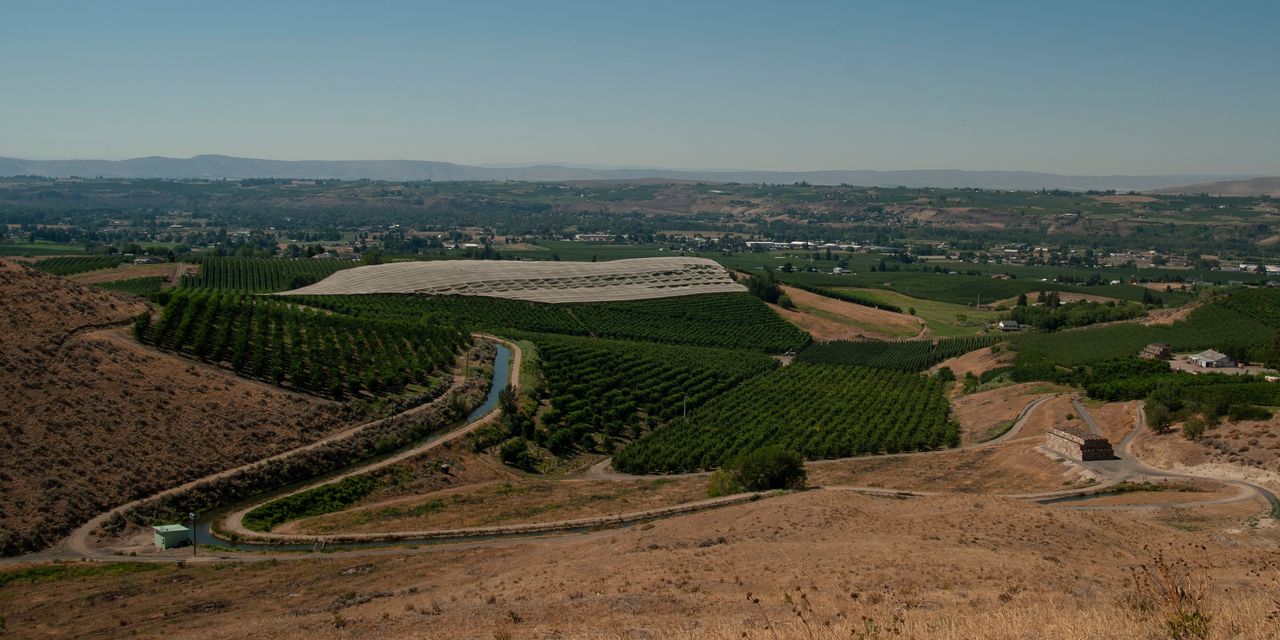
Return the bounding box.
[1153,176,1280,197]
[0,260,354,555]
[0,154,1247,191]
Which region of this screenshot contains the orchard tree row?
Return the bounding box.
[138,292,469,398]
[529,334,777,455]
[798,335,1000,371]
[180,257,355,293]
[291,292,809,353]
[613,363,958,473]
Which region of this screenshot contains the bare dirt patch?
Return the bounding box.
[930,346,1013,380]
[66,262,192,286]
[1132,413,1280,481]
[282,475,709,535]
[1143,301,1201,325]
[807,444,1086,494]
[768,284,922,341]
[1078,399,1140,442]
[1091,194,1158,204]
[951,382,1061,444]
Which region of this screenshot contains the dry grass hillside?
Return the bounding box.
[0,260,355,555]
[2,490,1278,639]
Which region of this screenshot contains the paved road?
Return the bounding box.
[1038,402,1280,513]
[1070,398,1104,436]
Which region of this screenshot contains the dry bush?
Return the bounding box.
[1129,546,1214,640]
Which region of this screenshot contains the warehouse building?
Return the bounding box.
[1189,349,1235,369]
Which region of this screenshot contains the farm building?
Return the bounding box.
[997,320,1021,332]
[1140,343,1173,360]
[1045,425,1114,461]
[1189,349,1235,368]
[152,524,190,550]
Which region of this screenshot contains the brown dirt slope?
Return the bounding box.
[768,284,923,341]
[0,260,353,555]
[2,490,1277,639]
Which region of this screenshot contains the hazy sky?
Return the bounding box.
[3,0,1278,175]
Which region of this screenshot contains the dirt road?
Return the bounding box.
[55,335,514,560]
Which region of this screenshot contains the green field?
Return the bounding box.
[831,287,999,337]
[1011,289,1280,369]
[94,276,167,296]
[0,243,87,256]
[31,255,129,276]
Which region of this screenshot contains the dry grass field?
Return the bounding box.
[3,490,1278,639]
[0,260,355,555]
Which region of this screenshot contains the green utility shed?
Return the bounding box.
[152,524,190,550]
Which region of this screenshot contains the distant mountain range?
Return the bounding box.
[1152,176,1280,198]
[0,154,1260,192]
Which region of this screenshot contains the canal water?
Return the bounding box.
[194,343,512,552]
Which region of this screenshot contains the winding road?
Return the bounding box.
[1041,402,1280,513]
[52,334,517,561]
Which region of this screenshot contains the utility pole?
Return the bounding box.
[189,512,197,557]
[683,392,688,420]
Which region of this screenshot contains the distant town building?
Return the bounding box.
[1140,343,1173,360]
[997,320,1021,332]
[573,233,613,242]
[832,266,851,275]
[1189,349,1236,368]
[1045,425,1114,461]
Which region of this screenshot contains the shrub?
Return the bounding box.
[706,469,742,498]
[1181,416,1207,441]
[499,438,537,472]
[1129,550,1213,640]
[728,446,806,492]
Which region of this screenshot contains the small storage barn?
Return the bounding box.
[1189,349,1235,369]
[153,524,190,550]
[1045,425,1114,461]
